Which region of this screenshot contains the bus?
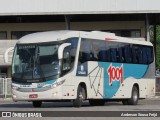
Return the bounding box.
[11,30,155,107]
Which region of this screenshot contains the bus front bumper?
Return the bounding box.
[12,86,62,101]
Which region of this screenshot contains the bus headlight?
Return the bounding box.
[51,79,65,88]
[11,85,19,90]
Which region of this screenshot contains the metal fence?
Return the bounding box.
[0,78,12,99]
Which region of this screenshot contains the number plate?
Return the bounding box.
[29,94,38,98]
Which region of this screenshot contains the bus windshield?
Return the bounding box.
[12,43,60,82]
[12,37,79,83]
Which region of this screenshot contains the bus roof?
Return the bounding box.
[17,30,79,44]
[17,30,153,46]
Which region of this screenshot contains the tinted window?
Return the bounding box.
[124,45,132,63]
[66,38,79,68]
[142,47,147,64]
[132,45,153,64]
[98,41,107,62]
[111,48,117,62]
[78,39,153,65]
[79,39,91,63]
[118,47,124,62]
[147,47,153,64]
[91,41,99,61]
[132,46,138,64]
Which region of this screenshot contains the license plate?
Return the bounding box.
[29,94,38,98]
[20,85,32,88]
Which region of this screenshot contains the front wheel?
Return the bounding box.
[73,86,86,107]
[128,86,139,105]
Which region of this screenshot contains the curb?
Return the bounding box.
[146,96,160,100]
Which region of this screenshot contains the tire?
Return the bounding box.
[73,86,86,107]
[128,86,139,105]
[32,101,42,108]
[89,99,105,106]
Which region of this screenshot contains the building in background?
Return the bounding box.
[0,0,160,78]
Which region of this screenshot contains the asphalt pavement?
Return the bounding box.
[0,97,160,120]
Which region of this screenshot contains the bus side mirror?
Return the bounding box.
[58,43,71,59]
[4,47,14,63]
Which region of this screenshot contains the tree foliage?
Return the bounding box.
[150,25,160,69]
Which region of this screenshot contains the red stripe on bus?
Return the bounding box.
[105,38,117,41]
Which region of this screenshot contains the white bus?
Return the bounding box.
[11,30,155,107]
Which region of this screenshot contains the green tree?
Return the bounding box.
[150,25,160,69]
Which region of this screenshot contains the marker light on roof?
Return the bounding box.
[105,38,117,41]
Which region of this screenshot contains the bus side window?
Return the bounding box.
[147,47,153,64]
[66,38,79,68]
[111,48,117,62]
[98,41,106,62]
[62,48,71,72]
[118,47,124,63]
[124,45,132,63]
[91,41,100,61]
[99,50,106,62]
[138,46,143,64]
[79,39,91,63]
[132,46,138,63]
[142,47,147,64]
[106,48,111,62]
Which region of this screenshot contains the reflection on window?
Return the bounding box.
[124,45,132,63]
[79,39,91,63]
[78,39,153,65]
[0,31,7,40]
[61,38,79,76]
[111,48,117,62]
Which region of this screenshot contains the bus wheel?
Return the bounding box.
[73,86,86,107]
[89,99,105,106]
[32,101,42,108]
[128,86,139,105]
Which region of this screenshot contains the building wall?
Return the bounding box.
[0,21,145,39]
[0,22,66,39]
[71,21,145,37]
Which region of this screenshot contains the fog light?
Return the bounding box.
[52,84,57,88]
[52,92,57,96]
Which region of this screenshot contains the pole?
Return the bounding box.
[64,15,71,30]
[146,14,150,42]
[153,14,157,77]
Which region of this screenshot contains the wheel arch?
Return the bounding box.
[133,83,139,97]
[79,82,87,99]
